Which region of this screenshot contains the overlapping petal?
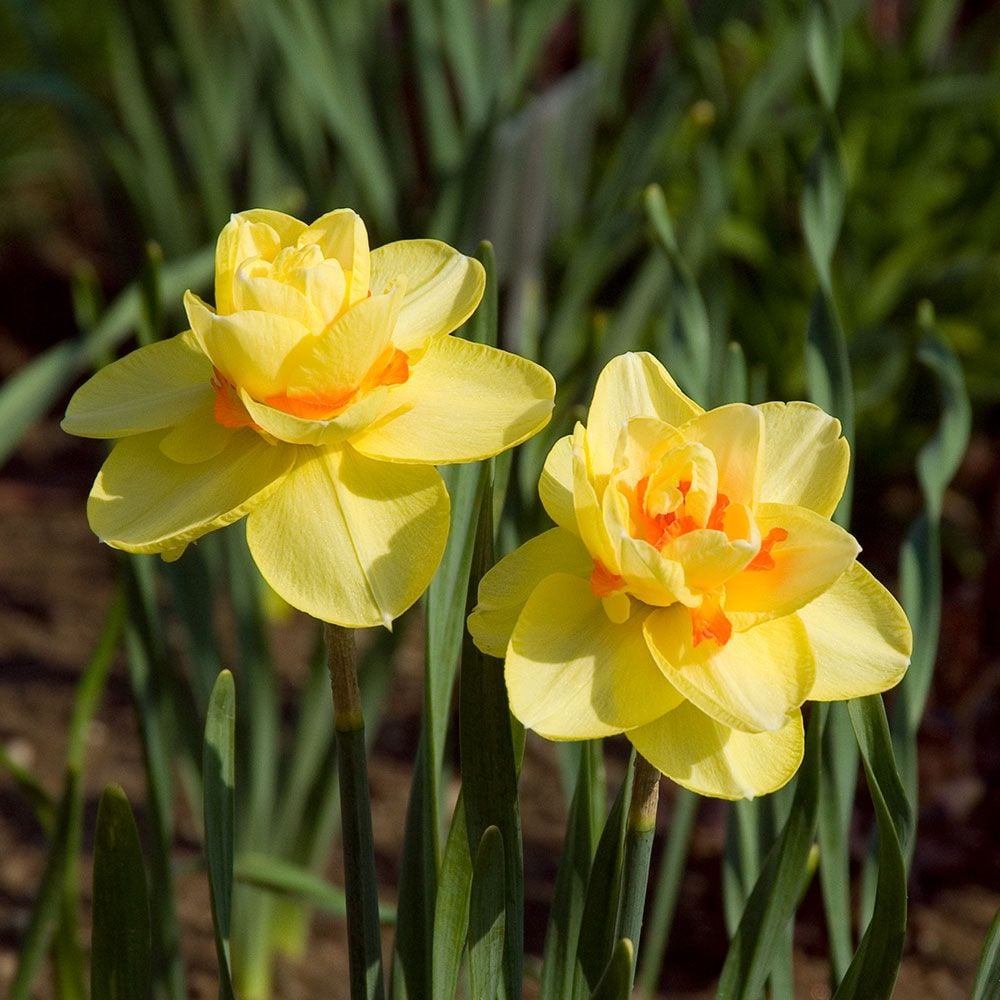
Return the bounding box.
[724,502,860,620]
[799,562,911,700]
[88,429,293,556]
[158,403,233,463]
[538,434,575,531]
[245,445,450,627]
[467,528,593,657]
[586,352,702,478]
[756,401,850,517]
[505,574,683,740]
[240,388,389,447]
[679,403,762,508]
[370,239,485,352]
[348,336,554,464]
[644,606,813,733]
[61,331,212,439]
[281,285,403,399]
[184,292,309,398]
[299,209,370,306]
[628,702,804,800]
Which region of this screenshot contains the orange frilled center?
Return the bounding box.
[211,343,410,431]
[588,471,788,649]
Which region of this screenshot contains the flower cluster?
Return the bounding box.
[63,209,554,627]
[469,353,911,799]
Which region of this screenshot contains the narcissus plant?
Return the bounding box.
[64,209,554,627]
[468,352,911,799]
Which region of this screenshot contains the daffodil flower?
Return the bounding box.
[468,352,911,799]
[63,209,554,627]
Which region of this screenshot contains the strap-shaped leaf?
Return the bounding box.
[468,826,506,1000]
[834,697,911,1000]
[590,939,634,1000]
[234,853,396,921]
[574,753,635,996]
[393,243,498,1000]
[540,743,603,1000]
[204,670,236,999]
[432,796,474,998]
[972,904,1000,1000]
[91,785,152,1000]
[715,705,824,1000]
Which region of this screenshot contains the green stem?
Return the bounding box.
[325,623,385,1000]
[618,753,661,983]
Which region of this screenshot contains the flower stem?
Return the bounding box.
[325,623,385,1000]
[618,752,661,983]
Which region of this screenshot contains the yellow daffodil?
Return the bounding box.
[468,352,911,799]
[64,208,554,627]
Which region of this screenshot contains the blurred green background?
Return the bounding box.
[2,0,999,997]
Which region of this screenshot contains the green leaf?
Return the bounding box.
[468,826,506,1000]
[234,853,397,922]
[715,706,824,1000]
[540,742,603,1000]
[91,786,152,1000]
[460,469,523,1000]
[834,697,910,1000]
[574,753,635,997]
[635,789,699,997]
[972,904,1000,1000]
[801,130,846,293]
[432,796,474,998]
[204,671,236,999]
[913,335,971,523]
[806,0,842,112]
[590,938,635,1000]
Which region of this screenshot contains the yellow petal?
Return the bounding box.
[586,353,703,478]
[240,386,389,446]
[572,424,619,571]
[369,239,485,352]
[62,331,212,439]
[158,401,233,463]
[505,574,683,739]
[467,527,593,657]
[799,562,911,700]
[679,403,762,508]
[283,285,402,398]
[184,291,310,399]
[245,445,450,627]
[88,428,292,556]
[724,502,861,620]
[348,337,554,464]
[617,534,700,608]
[644,606,814,733]
[215,211,306,314]
[663,526,758,592]
[757,401,850,518]
[628,702,804,800]
[538,434,575,531]
[289,258,348,327]
[299,209,370,305]
[232,270,325,332]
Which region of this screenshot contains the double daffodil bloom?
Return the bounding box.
[468,352,911,799]
[63,209,554,627]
